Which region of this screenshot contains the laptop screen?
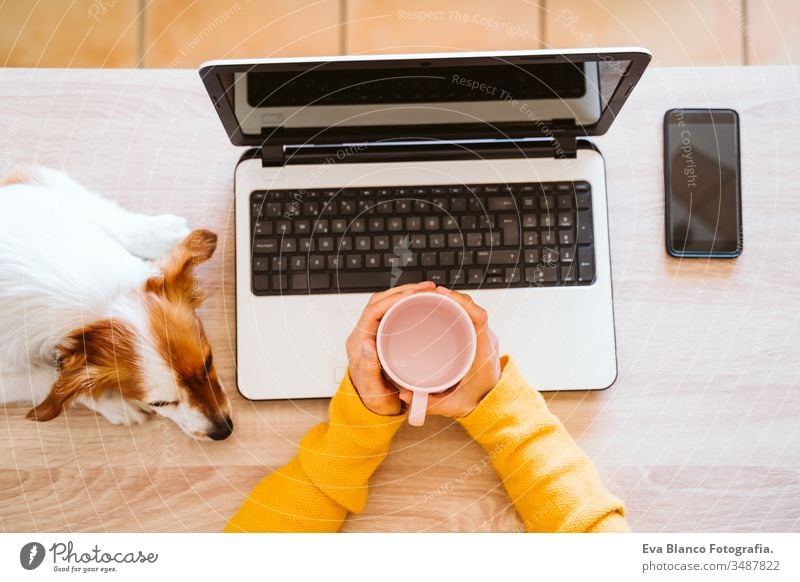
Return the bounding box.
[201,49,650,146]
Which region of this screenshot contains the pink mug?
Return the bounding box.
[376,292,477,426]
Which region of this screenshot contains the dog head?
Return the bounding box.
[28,229,233,441]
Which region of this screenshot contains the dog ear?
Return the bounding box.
[26,344,89,421]
[146,229,217,307]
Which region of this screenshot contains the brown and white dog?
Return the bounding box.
[0,166,232,440]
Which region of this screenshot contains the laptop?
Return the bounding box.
[199,47,651,399]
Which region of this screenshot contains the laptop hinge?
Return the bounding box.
[553,135,577,159]
[260,144,286,167]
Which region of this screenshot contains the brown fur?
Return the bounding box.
[27,319,143,421]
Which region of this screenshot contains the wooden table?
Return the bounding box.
[1,66,798,533]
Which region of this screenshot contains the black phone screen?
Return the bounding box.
[664,108,741,256]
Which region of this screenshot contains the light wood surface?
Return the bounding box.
[0,65,798,532]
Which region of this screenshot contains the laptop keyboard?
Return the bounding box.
[249,181,595,295]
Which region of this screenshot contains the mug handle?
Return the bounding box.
[408,391,428,427]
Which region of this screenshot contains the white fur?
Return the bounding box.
[0,165,190,424]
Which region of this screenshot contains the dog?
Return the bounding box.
[0,166,232,440]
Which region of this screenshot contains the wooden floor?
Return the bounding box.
[0,65,799,532]
[0,0,798,68]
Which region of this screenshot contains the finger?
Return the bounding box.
[354,286,420,336]
[398,388,413,404]
[435,286,488,330]
[367,281,435,305]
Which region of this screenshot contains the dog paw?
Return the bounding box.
[134,214,191,260]
[96,397,150,426]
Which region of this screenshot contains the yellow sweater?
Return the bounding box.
[225,357,629,533]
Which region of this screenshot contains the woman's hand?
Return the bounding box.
[399,286,501,418]
[346,281,436,415]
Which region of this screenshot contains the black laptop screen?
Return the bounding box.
[201,51,649,145]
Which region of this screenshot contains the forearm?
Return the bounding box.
[458,357,629,533]
[225,372,405,532]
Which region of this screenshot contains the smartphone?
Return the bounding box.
[663,108,742,257]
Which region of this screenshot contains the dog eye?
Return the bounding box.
[149,400,178,407]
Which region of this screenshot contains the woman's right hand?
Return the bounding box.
[346,281,436,415]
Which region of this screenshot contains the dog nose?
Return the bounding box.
[207,416,233,441]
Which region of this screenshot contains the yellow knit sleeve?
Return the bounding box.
[457,356,630,533]
[224,371,405,532]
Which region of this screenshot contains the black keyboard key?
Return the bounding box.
[467,269,483,284]
[336,270,423,289]
[478,215,496,229]
[448,233,463,248]
[521,196,536,210]
[450,197,467,212]
[273,274,288,291]
[411,234,426,249]
[557,194,573,209]
[542,248,559,264]
[254,239,278,254]
[318,237,334,252]
[524,249,539,263]
[374,236,390,250]
[424,216,440,230]
[476,250,520,265]
[332,219,347,233]
[303,202,319,216]
[356,236,371,250]
[340,200,356,215]
[406,216,422,231]
[291,256,306,270]
[449,269,466,285]
[485,232,501,247]
[560,247,575,262]
[377,201,394,215]
[440,251,455,266]
[488,197,514,211]
[421,252,437,267]
[522,214,537,228]
[466,233,483,247]
[339,237,353,251]
[272,256,287,271]
[461,215,477,229]
[280,238,297,252]
[561,265,577,283]
[541,214,555,228]
[387,217,403,231]
[396,200,411,214]
[292,273,330,290]
[299,238,314,252]
[578,247,595,282]
[427,270,446,284]
[351,218,366,233]
[541,231,556,246]
[253,221,273,236]
[309,256,325,270]
[540,195,555,210]
[559,230,575,245]
[295,220,310,234]
[430,234,445,248]
[457,251,474,266]
[576,192,591,209]
[253,275,270,291]
[369,217,384,232]
[558,212,573,228]
[577,211,593,244]
[499,215,520,246]
[575,181,590,192]
[504,267,521,284]
[266,202,282,217]
[522,231,538,246]
[365,254,381,268]
[525,266,557,285]
[346,255,362,269]
[442,217,458,230]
